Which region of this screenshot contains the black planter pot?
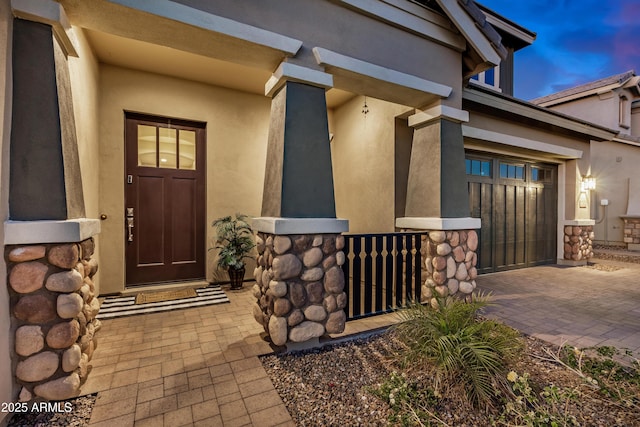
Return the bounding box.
[228,266,245,290]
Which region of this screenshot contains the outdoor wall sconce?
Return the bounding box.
[581,175,596,192]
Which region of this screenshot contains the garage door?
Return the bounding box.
[466,153,557,273]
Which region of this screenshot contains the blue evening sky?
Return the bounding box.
[477,0,640,100]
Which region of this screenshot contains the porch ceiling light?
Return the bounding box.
[581,175,596,191]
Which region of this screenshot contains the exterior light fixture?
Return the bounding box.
[581,175,596,191]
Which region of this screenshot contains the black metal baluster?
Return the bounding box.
[342,236,351,319]
[385,234,393,312]
[363,235,373,316]
[374,235,384,314]
[405,234,413,305]
[414,234,423,303]
[395,235,404,309]
[352,237,362,318]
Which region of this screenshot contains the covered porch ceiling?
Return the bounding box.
[84,29,356,109]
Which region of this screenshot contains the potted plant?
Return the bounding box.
[212,213,255,289]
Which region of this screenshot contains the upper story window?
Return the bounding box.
[470,66,502,92]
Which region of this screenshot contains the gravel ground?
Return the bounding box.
[5,394,95,427]
[261,334,400,426]
[262,332,640,426]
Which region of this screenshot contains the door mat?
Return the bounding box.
[135,287,197,304]
[97,285,229,320]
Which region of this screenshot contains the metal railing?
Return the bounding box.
[342,232,426,320]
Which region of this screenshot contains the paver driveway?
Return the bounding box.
[477,260,640,356]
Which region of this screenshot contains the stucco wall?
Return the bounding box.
[173,0,463,107]
[98,65,269,294]
[68,27,101,292]
[549,93,623,134]
[631,105,640,138]
[332,96,411,233]
[590,140,640,244]
[0,0,13,419]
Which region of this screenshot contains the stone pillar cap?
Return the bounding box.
[395,217,481,230]
[253,217,349,235]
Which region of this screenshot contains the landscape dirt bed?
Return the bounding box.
[262,331,640,426]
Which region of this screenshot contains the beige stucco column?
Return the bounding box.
[396,104,481,303]
[253,62,349,350]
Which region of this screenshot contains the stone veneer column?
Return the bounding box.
[560,220,594,265]
[622,216,640,250]
[252,230,348,347]
[5,1,102,402]
[255,62,349,348]
[397,105,481,303]
[420,229,479,305]
[5,220,100,401]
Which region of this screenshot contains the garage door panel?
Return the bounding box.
[515,185,526,266]
[469,181,494,274]
[467,154,557,273]
[494,184,507,269]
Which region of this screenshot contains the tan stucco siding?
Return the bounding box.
[68,27,101,292]
[0,0,13,416]
[550,94,621,133]
[631,106,640,138]
[466,111,590,153]
[591,140,640,243]
[332,96,412,233]
[98,65,269,294]
[172,0,464,106]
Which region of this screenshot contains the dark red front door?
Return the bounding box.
[125,113,206,286]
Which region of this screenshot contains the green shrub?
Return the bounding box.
[392,294,523,408]
[496,371,579,426]
[369,371,439,426]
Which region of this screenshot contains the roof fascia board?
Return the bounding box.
[337,0,466,51]
[463,88,617,140]
[462,125,584,159]
[313,47,452,98]
[483,14,535,45]
[612,137,640,147]
[537,83,624,107]
[108,0,302,56]
[432,0,501,65]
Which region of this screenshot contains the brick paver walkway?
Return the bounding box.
[84,286,293,427]
[477,259,640,356]
[84,284,399,426]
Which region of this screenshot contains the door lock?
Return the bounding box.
[126,208,134,242]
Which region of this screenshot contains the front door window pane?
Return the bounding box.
[137,125,157,167]
[178,130,196,170]
[158,127,177,169]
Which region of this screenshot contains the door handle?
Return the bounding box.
[126,208,134,242]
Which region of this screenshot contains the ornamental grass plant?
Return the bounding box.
[392,293,523,408]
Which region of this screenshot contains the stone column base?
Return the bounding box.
[562,220,594,265]
[252,219,348,348]
[396,217,480,306]
[622,216,640,249]
[6,239,100,402]
[421,230,479,306]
